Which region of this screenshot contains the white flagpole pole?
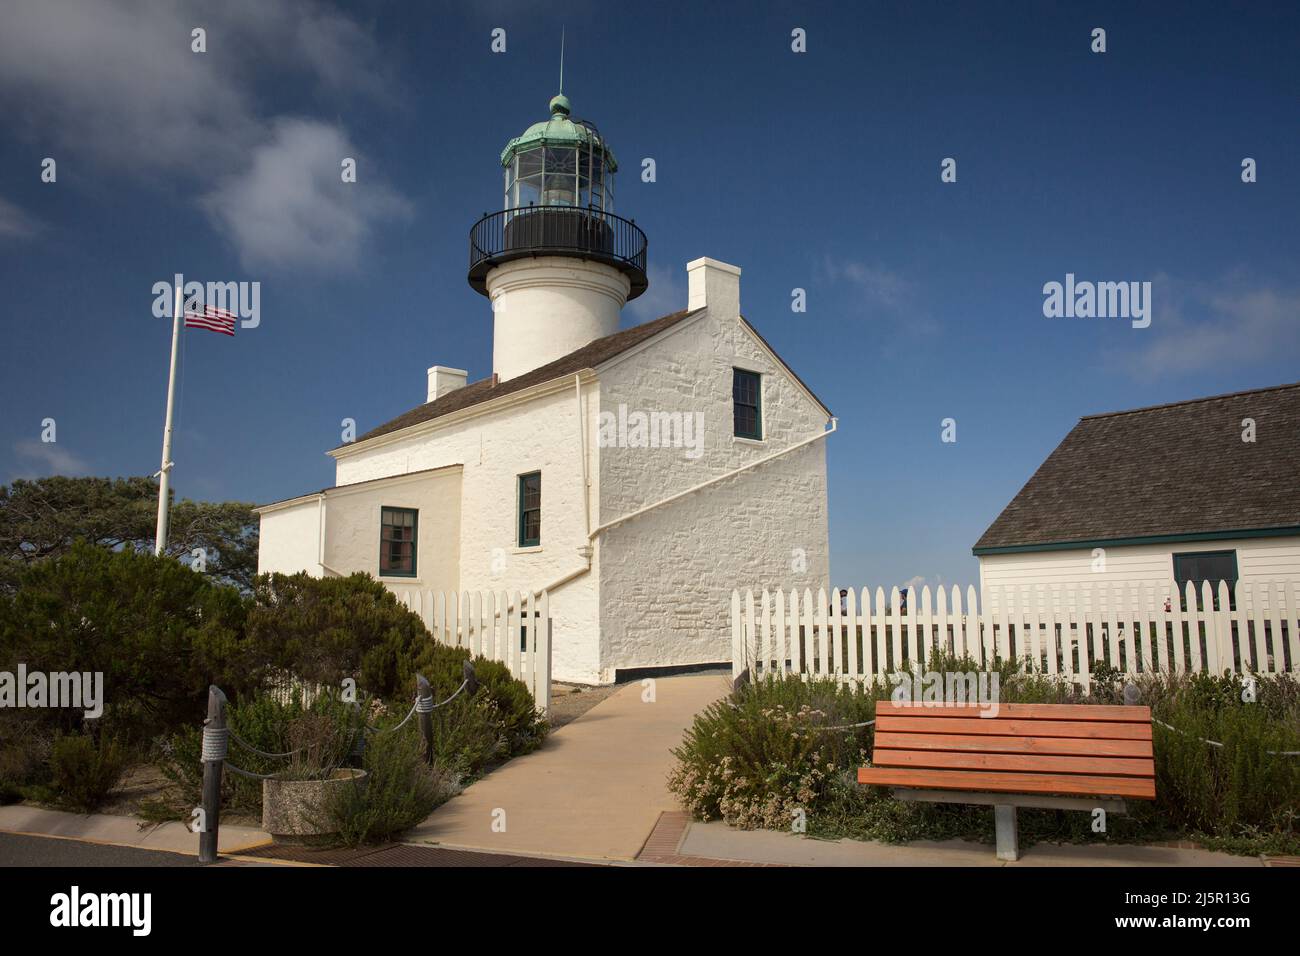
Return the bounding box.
[154,282,183,556]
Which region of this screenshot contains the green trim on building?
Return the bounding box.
[972,525,1300,556]
[517,471,541,548]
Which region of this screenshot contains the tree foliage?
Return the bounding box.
[0,541,249,740]
[0,476,258,592]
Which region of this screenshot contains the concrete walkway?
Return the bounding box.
[408,672,729,861]
[0,804,271,857]
[675,819,1266,867]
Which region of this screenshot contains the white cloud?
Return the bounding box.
[0,0,406,270]
[819,256,939,337]
[11,440,90,479]
[202,118,411,271]
[0,196,40,239]
[901,574,945,592]
[1112,274,1300,376]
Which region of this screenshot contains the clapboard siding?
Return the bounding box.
[979,536,1300,613]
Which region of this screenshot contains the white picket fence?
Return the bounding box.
[732,580,1300,692]
[395,589,552,714]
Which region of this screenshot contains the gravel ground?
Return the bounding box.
[546,682,624,730]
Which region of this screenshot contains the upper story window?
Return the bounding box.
[733,368,763,440]
[379,507,418,577]
[1173,549,1237,611]
[518,472,541,547]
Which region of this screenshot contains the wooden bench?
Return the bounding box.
[857,701,1155,861]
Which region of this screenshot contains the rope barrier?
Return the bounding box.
[221,761,278,781]
[227,727,302,759]
[368,679,470,733]
[817,718,876,732]
[1152,717,1300,756]
[201,725,228,762]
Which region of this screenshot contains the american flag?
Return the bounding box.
[183,304,237,336]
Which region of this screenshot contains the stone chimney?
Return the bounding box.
[427,366,468,403]
[686,257,741,318]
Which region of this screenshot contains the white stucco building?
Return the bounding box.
[256,93,834,683]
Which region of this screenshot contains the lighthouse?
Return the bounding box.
[467,93,648,382]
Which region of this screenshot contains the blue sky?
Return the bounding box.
[1,0,1297,588]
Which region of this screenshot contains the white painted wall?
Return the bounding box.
[257,497,322,576]
[595,281,832,679]
[297,257,832,684]
[320,468,461,590]
[331,380,602,682]
[979,536,1300,611]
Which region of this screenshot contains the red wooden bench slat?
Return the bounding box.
[857,766,1156,800]
[878,702,1151,722]
[876,715,1152,740]
[875,731,1154,759]
[872,748,1154,778]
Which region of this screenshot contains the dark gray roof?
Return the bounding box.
[973,382,1300,553]
[342,309,831,449]
[345,310,697,447]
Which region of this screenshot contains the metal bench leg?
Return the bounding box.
[994,805,1018,862]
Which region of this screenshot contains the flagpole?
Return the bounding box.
[154,282,182,556]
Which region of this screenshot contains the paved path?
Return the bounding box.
[674,819,1266,867]
[408,672,729,861]
[0,805,270,857]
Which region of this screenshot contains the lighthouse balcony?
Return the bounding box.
[468,206,648,300]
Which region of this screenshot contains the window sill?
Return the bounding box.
[513,545,543,555]
[732,435,765,446]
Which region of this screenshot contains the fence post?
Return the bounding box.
[199,685,227,864]
[415,674,435,765]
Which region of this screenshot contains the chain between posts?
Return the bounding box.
[198,662,480,861]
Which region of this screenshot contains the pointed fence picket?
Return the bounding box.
[395,588,552,714]
[731,581,1299,692]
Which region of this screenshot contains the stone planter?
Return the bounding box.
[262,768,368,845]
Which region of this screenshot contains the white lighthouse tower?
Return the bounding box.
[467,93,648,382]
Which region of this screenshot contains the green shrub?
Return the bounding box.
[326,726,455,846]
[0,540,249,742]
[668,676,875,828]
[156,690,367,814]
[670,664,1300,854]
[0,712,54,801]
[47,732,127,812]
[415,643,548,764]
[243,572,431,699]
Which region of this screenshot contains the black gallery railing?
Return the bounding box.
[468,206,648,296]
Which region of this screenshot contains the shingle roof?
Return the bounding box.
[346,310,698,447]
[973,382,1300,553]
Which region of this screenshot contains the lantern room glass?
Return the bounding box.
[503,145,612,219]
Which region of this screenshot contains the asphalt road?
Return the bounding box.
[0,832,197,867]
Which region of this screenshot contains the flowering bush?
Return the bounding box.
[668,678,874,829]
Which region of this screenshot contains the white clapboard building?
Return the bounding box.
[255,93,834,683]
[974,383,1300,613]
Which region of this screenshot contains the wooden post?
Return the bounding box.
[199,685,227,864]
[415,675,434,765]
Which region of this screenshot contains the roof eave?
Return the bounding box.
[973,524,1300,556]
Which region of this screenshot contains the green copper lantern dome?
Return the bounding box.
[469,89,649,302]
[499,94,618,172]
